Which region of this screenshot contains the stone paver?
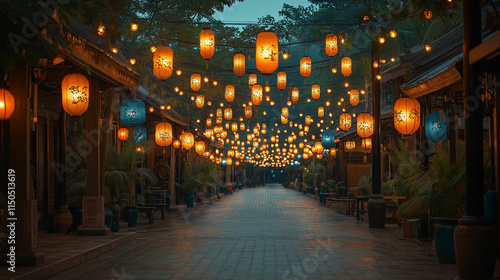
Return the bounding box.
[50,184,461,280]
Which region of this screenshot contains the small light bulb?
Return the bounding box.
[379,37,385,44]
[149,107,154,112]
[376,74,382,80]
[179,91,184,96]
[331,68,337,73]
[425,44,431,52]
[213,81,218,86]
[150,46,157,53]
[176,69,182,76]
[344,82,349,88]
[390,30,397,38]
[160,105,166,110]
[130,58,136,65]
[204,77,209,83]
[131,22,138,31]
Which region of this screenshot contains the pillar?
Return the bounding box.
[78,76,109,235]
[169,144,176,205]
[8,64,45,265]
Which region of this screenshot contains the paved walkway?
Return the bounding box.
[50,185,461,280]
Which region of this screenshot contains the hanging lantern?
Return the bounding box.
[61,74,89,116]
[350,89,360,107]
[341,57,352,77]
[195,141,206,155]
[325,33,338,57]
[155,122,173,146]
[346,141,355,150]
[311,84,321,99]
[233,53,246,77]
[357,112,374,138]
[200,28,215,60]
[321,129,335,149]
[339,113,351,131]
[394,98,421,136]
[291,87,299,104]
[226,157,233,165]
[180,131,194,150]
[133,126,147,143]
[281,115,288,124]
[220,130,228,139]
[195,95,205,108]
[248,74,258,88]
[318,107,324,118]
[206,118,212,127]
[362,138,372,149]
[288,136,293,143]
[305,115,312,126]
[282,107,289,118]
[173,139,181,148]
[191,73,201,91]
[299,131,304,137]
[314,142,324,154]
[300,56,312,78]
[153,45,174,80]
[425,111,448,143]
[277,71,287,90]
[251,84,263,106]
[245,106,252,119]
[224,108,233,120]
[205,129,214,138]
[117,128,129,141]
[225,85,235,103]
[120,99,146,127]
[256,31,279,75]
[231,122,238,132]
[0,89,15,120]
[214,126,223,134]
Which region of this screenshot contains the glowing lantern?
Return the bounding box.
[231,123,238,132]
[314,142,324,154]
[325,34,338,57]
[173,140,181,148]
[233,53,246,77]
[195,141,206,155]
[225,85,235,103]
[362,138,372,149]
[120,99,146,127]
[0,89,14,120]
[299,131,304,137]
[61,74,89,116]
[316,154,323,159]
[191,73,201,91]
[282,107,289,118]
[248,74,258,88]
[117,128,129,141]
[206,118,212,127]
[339,113,351,131]
[341,57,352,77]
[425,112,448,143]
[226,157,233,165]
[318,107,324,118]
[394,98,421,136]
[153,45,174,80]
[200,28,215,60]
[350,89,360,107]
[321,130,335,149]
[291,87,299,104]
[357,112,374,138]
[216,108,223,118]
[305,115,312,126]
[346,141,355,150]
[288,136,293,143]
[155,122,173,146]
[277,71,287,90]
[256,31,279,75]
[245,106,252,119]
[300,56,312,78]
[214,126,223,134]
[195,95,205,108]
[133,126,147,143]
[180,131,194,150]
[251,84,263,106]
[281,115,288,124]
[224,108,232,120]
[205,129,213,138]
[311,84,321,100]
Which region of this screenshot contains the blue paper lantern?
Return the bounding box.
[120,99,146,127]
[425,112,448,143]
[321,129,335,149]
[133,126,147,143]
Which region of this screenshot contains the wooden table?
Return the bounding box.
[356,196,406,221]
[327,198,356,215]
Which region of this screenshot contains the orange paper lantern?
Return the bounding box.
[118,128,129,141]
[311,84,320,100]
[251,84,263,106]
[300,56,312,78]
[225,85,235,103]
[61,73,89,116]
[200,28,215,60]
[224,108,232,121]
[291,87,299,104]
[191,73,201,91]
[245,106,252,119]
[394,98,420,135]
[350,89,360,107]
[195,141,206,155]
[341,57,352,77]
[277,71,287,90]
[248,74,257,88]
[153,45,174,80]
[357,112,374,138]
[195,95,204,108]
[180,131,194,150]
[155,122,173,146]
[318,107,324,118]
[256,31,279,75]
[282,107,289,118]
[325,34,338,57]
[173,140,181,149]
[206,118,212,127]
[339,113,351,131]
[233,53,245,77]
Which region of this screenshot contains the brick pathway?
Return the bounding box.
[50,184,461,280]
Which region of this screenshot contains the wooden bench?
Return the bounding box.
[328,198,356,215]
[136,206,156,224]
[143,190,169,219]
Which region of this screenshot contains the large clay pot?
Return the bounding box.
[122,206,139,227]
[433,218,458,264]
[54,206,72,233]
[454,216,497,279]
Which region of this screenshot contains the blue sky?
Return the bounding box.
[214,0,311,23]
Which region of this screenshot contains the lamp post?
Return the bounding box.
[367,40,386,228]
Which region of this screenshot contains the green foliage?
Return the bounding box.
[178,150,221,194]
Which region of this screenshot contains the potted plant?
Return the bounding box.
[177,150,206,208]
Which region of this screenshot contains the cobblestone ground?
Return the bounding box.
[51,184,459,280]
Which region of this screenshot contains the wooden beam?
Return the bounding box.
[469,32,500,65]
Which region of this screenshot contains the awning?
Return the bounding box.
[400,53,462,99]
